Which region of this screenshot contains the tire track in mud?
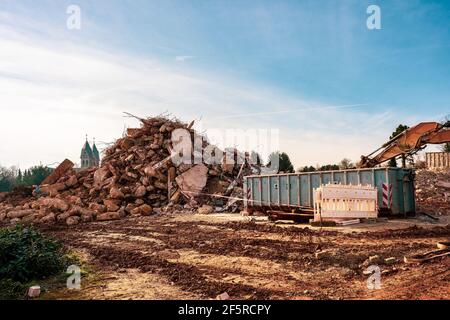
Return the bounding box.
[43,220,328,298]
[68,241,282,299]
[40,216,450,299]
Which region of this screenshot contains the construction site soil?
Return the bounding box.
[35,213,449,300]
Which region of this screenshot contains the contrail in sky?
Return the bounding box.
[213,103,369,119]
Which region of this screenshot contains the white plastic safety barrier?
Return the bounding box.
[314,184,378,221]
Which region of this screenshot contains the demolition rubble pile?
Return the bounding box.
[415,168,450,215]
[0,115,260,226]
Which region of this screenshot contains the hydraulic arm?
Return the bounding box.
[359,122,450,168]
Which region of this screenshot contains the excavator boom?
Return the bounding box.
[359,122,450,168]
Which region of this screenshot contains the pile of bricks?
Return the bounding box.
[0,115,260,226]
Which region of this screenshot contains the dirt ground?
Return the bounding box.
[38,213,449,300]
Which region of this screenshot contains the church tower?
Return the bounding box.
[92,138,100,167]
[80,136,100,168]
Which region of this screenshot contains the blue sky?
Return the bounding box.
[0,0,449,168]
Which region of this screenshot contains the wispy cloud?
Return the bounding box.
[175,55,195,62]
[0,10,405,169]
[213,103,368,119]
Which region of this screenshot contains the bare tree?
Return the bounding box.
[441,143,450,153]
[339,158,354,169]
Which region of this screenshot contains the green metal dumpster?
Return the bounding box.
[244,168,415,216]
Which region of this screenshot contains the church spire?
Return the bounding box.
[92,137,100,163]
[80,134,100,168]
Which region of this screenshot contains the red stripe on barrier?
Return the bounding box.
[382,183,392,208]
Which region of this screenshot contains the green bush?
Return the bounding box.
[0,278,27,299]
[0,225,66,282]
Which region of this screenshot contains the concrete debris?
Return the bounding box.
[384,257,397,265]
[134,185,147,198]
[436,180,450,189]
[39,198,70,212]
[109,187,124,199]
[315,250,333,260]
[41,159,74,185]
[7,209,35,219]
[335,219,360,226]
[0,115,260,226]
[65,175,78,188]
[93,166,111,187]
[97,212,121,221]
[368,255,383,265]
[27,285,41,298]
[415,168,450,216]
[176,164,208,197]
[138,204,153,216]
[40,212,56,223]
[103,199,120,212]
[216,292,230,300]
[66,216,81,226]
[197,204,214,215]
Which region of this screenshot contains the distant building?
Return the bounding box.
[426,152,450,169]
[80,137,100,168]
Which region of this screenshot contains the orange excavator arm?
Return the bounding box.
[359,122,450,168]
